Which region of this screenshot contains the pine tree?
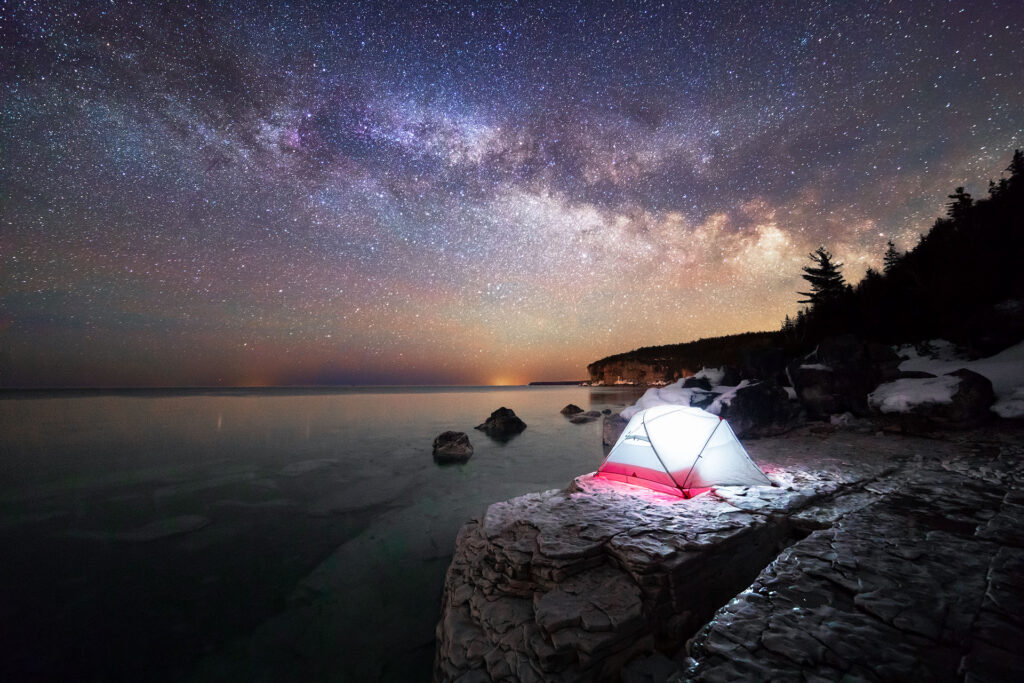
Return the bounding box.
[946,186,973,221]
[1009,149,1024,178]
[1007,149,1024,190]
[883,240,902,272]
[781,314,793,332]
[797,247,846,305]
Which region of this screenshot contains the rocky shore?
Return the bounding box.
[433,424,1024,681]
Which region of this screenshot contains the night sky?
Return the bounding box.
[2,1,1022,387]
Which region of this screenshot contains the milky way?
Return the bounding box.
[2,1,1022,387]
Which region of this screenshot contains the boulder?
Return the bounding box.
[560,404,585,416]
[965,298,1024,355]
[682,376,712,391]
[740,346,787,383]
[789,335,901,419]
[868,368,996,431]
[719,366,742,387]
[602,413,628,451]
[433,431,474,464]
[475,407,527,440]
[941,369,996,424]
[718,381,805,438]
[569,410,602,424]
[688,391,715,410]
[601,409,611,415]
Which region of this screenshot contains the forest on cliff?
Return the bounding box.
[589,150,1024,379]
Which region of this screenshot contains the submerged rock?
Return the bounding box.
[475,407,527,440]
[433,431,474,464]
[560,404,584,416]
[569,410,602,424]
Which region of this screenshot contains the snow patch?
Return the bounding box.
[894,339,969,368]
[895,340,1024,416]
[693,367,725,385]
[867,376,961,414]
[799,363,833,371]
[992,387,1024,419]
[620,374,750,420]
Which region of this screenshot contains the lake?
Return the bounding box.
[0,385,644,682]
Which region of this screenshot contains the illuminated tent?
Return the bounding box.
[596,404,771,498]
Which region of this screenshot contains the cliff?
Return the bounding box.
[586,331,779,385]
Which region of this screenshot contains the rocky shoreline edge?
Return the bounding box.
[433,424,1024,681]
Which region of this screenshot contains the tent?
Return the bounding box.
[596,404,771,498]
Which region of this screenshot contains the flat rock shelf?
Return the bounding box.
[433,426,1024,682]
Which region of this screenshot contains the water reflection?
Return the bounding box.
[0,385,644,682]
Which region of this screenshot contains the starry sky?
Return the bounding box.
[2,1,1022,387]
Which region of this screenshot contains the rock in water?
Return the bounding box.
[560,403,584,416]
[568,410,602,424]
[433,431,474,464]
[475,407,527,440]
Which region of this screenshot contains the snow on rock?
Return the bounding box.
[620,372,746,421]
[867,375,960,413]
[692,366,726,385]
[895,340,1024,417]
[617,378,802,439]
[884,338,1024,419]
[798,363,833,371]
[993,387,1024,419]
[894,338,969,367]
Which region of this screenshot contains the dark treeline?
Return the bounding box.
[782,150,1024,354]
[587,331,779,377]
[590,150,1024,375]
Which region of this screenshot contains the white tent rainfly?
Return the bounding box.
[596,405,771,498]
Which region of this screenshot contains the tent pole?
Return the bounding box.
[643,411,688,494]
[680,420,722,494]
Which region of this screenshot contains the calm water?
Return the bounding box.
[0,386,643,682]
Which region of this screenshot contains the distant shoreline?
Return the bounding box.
[526,380,589,386]
[0,385,614,399]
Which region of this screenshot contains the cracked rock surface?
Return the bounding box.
[433,427,1011,681]
[682,432,1024,683]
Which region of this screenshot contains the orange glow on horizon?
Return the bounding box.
[489,376,525,387]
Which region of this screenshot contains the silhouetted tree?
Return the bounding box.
[773,147,1023,357]
[797,247,846,306]
[946,186,973,221]
[883,240,902,272]
[1009,149,1024,178]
